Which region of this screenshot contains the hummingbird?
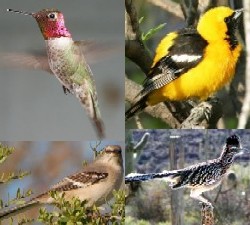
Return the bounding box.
[6,8,105,139]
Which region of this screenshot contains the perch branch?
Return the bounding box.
[201,204,214,225]
[126,78,222,128]
[146,0,184,19]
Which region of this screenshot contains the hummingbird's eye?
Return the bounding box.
[48,13,57,20]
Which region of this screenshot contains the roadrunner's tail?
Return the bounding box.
[125,171,178,184]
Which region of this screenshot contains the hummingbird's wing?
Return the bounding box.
[0,40,120,71]
[0,41,119,71]
[0,51,51,73]
[74,40,121,64]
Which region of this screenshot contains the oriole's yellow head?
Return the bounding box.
[197,6,243,44]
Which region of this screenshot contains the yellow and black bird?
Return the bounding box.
[126,6,243,120]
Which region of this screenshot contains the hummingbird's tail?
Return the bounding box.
[92,112,105,139]
[0,200,39,220]
[76,83,105,139]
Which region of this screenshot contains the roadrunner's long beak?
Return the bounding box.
[236,147,249,156]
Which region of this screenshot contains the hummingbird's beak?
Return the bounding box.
[7,9,34,16]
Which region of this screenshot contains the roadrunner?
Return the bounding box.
[125,135,248,207]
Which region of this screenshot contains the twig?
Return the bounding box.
[180,0,199,26]
[146,0,184,19]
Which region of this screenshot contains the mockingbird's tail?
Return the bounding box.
[0,200,39,220]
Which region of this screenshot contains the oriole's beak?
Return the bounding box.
[233,8,244,22]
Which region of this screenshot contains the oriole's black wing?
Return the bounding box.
[140,28,208,97]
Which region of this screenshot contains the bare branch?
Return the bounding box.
[180,0,199,26]
[181,98,223,129]
[125,0,152,73]
[146,0,184,19]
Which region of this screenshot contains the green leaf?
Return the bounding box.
[142,23,167,42]
[139,16,144,24]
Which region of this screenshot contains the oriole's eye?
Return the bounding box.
[48,13,57,20]
[224,17,230,23]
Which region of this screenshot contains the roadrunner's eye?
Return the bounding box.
[48,13,57,20]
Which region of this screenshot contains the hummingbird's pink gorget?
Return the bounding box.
[32,9,71,39]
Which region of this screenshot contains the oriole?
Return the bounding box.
[126,6,243,120]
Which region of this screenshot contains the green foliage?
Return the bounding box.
[140,17,166,42]
[0,143,30,185]
[0,170,30,184]
[17,217,35,225]
[5,188,33,208]
[0,143,32,210]
[38,190,125,225]
[0,143,14,164]
[125,216,150,225]
[0,143,34,224]
[126,181,170,223]
[125,217,172,225]
[110,190,125,224]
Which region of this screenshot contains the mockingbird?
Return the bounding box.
[0,145,124,220]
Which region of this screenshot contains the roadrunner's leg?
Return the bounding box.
[190,189,213,207]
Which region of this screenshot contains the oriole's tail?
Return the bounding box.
[0,200,39,220]
[125,95,148,121]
